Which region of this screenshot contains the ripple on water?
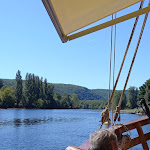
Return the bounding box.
[0,117,83,127]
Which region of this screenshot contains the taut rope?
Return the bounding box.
[100,1,144,128]
[100,14,115,129]
[114,0,150,123]
[107,14,114,123]
[112,13,116,124]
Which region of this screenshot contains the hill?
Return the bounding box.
[91,89,110,101]
[1,79,115,101]
[2,79,16,86]
[53,83,105,100]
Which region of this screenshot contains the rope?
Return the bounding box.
[107,1,144,110]
[100,108,109,129]
[108,14,113,102]
[100,15,114,129]
[100,1,144,128]
[114,0,150,123]
[112,13,116,124]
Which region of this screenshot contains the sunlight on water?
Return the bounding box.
[0,109,149,150]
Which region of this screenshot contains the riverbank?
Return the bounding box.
[120,108,144,115]
[0,107,145,115]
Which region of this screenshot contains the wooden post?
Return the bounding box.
[135,123,149,150]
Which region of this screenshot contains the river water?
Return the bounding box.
[0,109,149,150]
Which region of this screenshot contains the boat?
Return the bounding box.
[41,0,150,149]
[78,116,150,150]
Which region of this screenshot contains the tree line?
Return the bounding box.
[0,70,149,110]
[0,70,81,109]
[111,79,150,110]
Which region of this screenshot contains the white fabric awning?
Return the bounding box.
[42,0,142,42]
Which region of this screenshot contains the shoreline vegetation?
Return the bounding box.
[120,109,144,115]
[0,70,150,112]
[0,108,145,116]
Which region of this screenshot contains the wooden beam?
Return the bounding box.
[135,122,149,150]
[126,132,150,149]
[68,6,150,41]
[145,132,150,141]
[42,0,68,43]
[114,116,150,133]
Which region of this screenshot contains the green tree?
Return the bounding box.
[33,98,44,108]
[81,101,89,109]
[54,92,62,108]
[43,78,48,100]
[80,100,107,109]
[15,70,23,107]
[19,95,26,108]
[71,93,80,108]
[54,92,62,101]
[113,91,127,109]
[0,79,3,89]
[0,89,2,107]
[23,73,34,108]
[31,74,36,103]
[128,86,138,109]
[39,77,44,99]
[61,94,71,108]
[0,86,15,108]
[46,84,56,108]
[35,76,40,100]
[144,79,150,103]
[138,79,150,104]
[138,83,146,100]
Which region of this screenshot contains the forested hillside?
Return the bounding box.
[53,84,104,100]
[0,71,149,110]
[2,79,16,86]
[0,72,107,109]
[2,79,107,100]
[91,89,110,101]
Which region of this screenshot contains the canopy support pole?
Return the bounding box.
[68,6,150,41]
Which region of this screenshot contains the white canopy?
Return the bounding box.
[42,0,143,42]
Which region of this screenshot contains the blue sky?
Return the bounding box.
[0,0,149,90]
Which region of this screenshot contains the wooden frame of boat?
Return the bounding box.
[67,116,150,150]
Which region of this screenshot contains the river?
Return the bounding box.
[0,109,149,150]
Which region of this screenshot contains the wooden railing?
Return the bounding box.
[78,116,150,150]
[113,116,150,149]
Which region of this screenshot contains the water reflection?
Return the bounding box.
[0,117,82,127]
[14,119,22,126]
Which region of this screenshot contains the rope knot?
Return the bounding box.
[114,106,121,122]
[100,107,109,129]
